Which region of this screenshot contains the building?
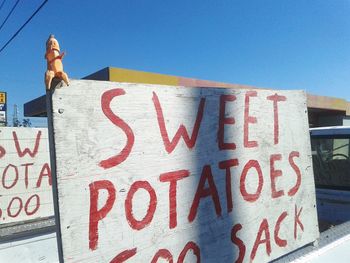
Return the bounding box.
[24,67,350,127]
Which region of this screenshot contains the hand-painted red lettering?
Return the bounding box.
[250,219,271,260]
[7,197,23,218]
[21,163,34,189]
[288,151,301,196]
[219,159,239,213]
[125,181,157,230]
[274,211,288,247]
[231,224,246,263]
[13,130,41,158]
[152,92,205,154]
[0,145,5,158]
[188,165,221,222]
[240,160,263,202]
[151,249,173,263]
[218,95,236,150]
[294,205,304,239]
[89,180,116,250]
[24,194,40,216]
[100,88,135,169]
[2,164,19,189]
[110,248,137,263]
[36,163,51,188]
[244,91,258,148]
[267,94,286,145]
[178,241,201,263]
[159,170,190,229]
[270,154,284,198]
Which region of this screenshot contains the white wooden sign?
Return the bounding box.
[50,80,319,263]
[0,128,53,225]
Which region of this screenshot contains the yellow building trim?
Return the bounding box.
[307,94,348,112]
[109,67,179,86]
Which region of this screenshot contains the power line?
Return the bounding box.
[0,0,7,12]
[0,0,48,54]
[0,0,20,32]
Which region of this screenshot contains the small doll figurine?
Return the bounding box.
[45,34,69,90]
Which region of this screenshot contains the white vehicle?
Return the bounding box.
[275,126,350,262]
[310,126,350,229]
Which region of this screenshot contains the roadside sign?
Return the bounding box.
[49,80,319,262]
[0,128,53,225]
[0,92,6,104]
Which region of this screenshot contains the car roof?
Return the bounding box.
[310,126,350,136]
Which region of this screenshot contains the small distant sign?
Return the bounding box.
[0,92,6,126]
[0,92,6,103]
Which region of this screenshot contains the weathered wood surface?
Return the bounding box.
[0,128,53,225]
[50,80,319,263]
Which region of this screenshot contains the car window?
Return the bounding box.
[311,137,350,189]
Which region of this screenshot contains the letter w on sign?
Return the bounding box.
[13,130,41,158]
[152,92,205,154]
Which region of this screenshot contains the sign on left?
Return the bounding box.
[0,128,53,225]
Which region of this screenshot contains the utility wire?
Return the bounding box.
[0,0,7,12]
[0,0,48,54]
[0,0,20,32]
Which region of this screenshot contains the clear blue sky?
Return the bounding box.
[0,0,349,127]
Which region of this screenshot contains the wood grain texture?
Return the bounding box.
[0,127,53,225]
[50,80,319,263]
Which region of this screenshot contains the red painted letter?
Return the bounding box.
[267,93,286,145]
[294,205,304,239]
[178,241,201,263]
[188,165,222,222]
[0,145,6,158]
[231,224,246,263]
[125,181,157,230]
[274,211,288,247]
[219,159,239,213]
[24,194,40,216]
[159,170,190,229]
[21,163,34,189]
[152,92,205,154]
[110,248,137,263]
[288,151,301,196]
[240,160,263,202]
[151,249,173,263]
[250,219,271,260]
[13,131,41,158]
[100,89,135,169]
[244,91,258,148]
[7,197,23,218]
[218,95,236,150]
[36,163,51,188]
[89,180,116,250]
[2,164,19,189]
[270,154,284,198]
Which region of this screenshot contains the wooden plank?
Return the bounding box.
[0,127,53,225]
[49,80,319,263]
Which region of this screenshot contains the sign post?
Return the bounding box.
[48,80,319,263]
